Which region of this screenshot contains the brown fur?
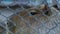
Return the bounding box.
[8,5,52,34]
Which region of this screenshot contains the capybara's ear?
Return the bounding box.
[39,4,48,10]
[39,4,46,10]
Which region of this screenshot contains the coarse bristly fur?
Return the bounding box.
[7,4,52,34]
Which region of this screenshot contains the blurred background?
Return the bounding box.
[0,0,59,6]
